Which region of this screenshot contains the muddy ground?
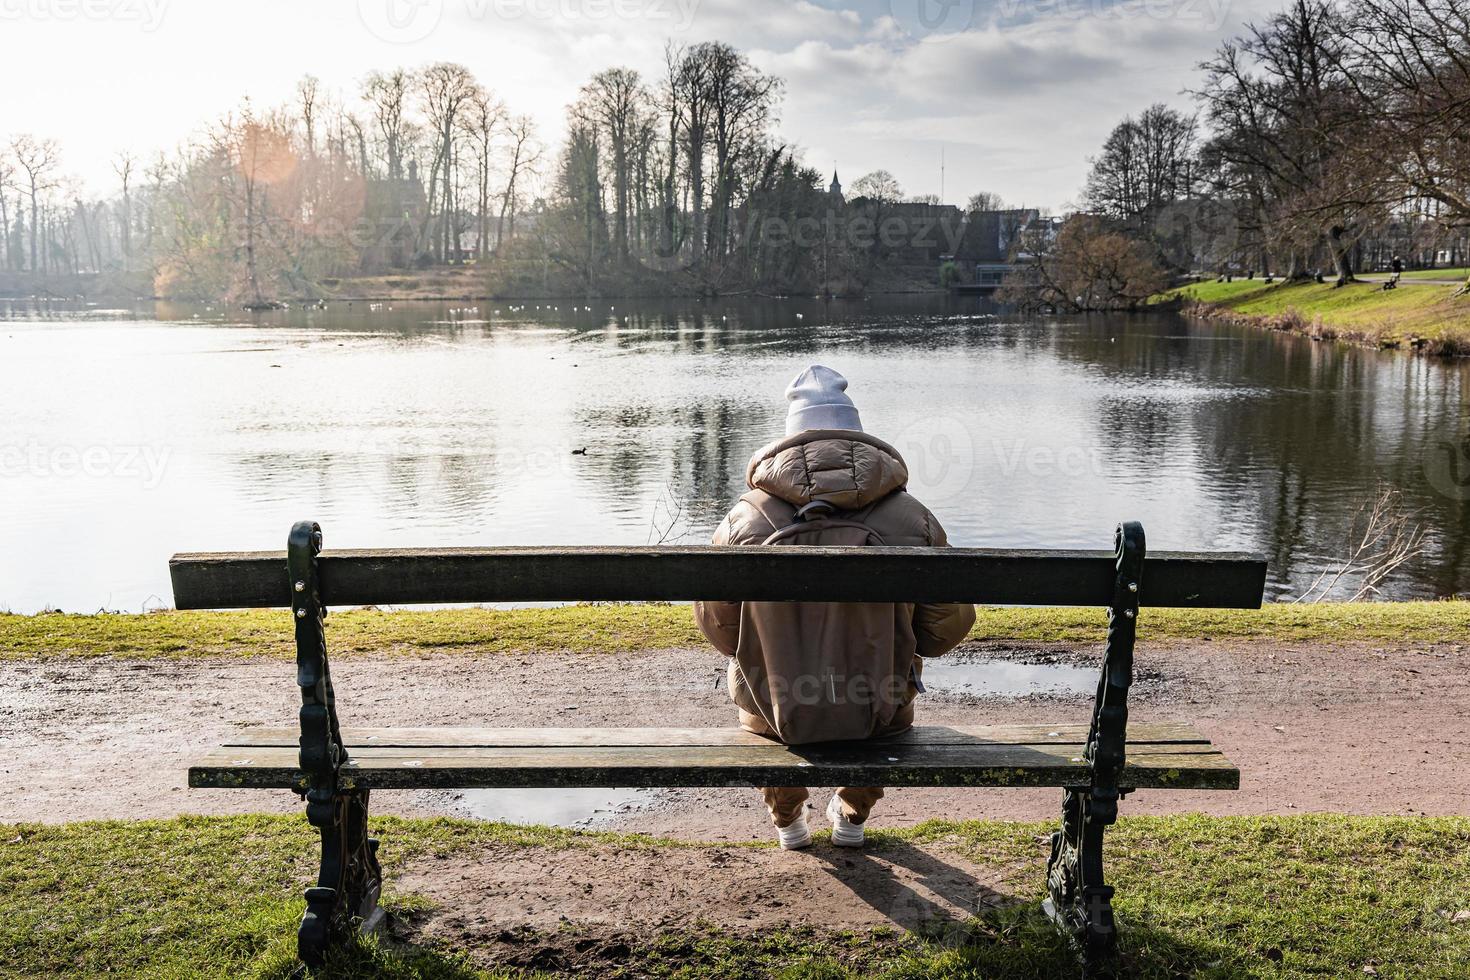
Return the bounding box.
[3,638,1465,832]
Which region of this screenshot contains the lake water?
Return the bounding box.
[4,294,1469,613]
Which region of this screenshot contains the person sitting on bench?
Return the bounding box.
[694,365,976,850]
[1386,254,1404,290]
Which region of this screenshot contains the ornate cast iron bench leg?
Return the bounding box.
[1045,521,1143,973]
[290,521,384,973]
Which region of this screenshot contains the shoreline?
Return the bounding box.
[1162,278,1470,358]
[3,286,953,306]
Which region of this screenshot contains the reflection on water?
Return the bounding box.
[922,658,1098,698]
[454,787,663,827]
[2,293,1469,612]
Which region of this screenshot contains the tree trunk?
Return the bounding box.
[244,180,264,305]
[1327,226,1355,285]
[688,123,705,270]
[423,152,442,263]
[28,187,39,272]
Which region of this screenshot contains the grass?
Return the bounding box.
[1,813,1467,978]
[1398,267,1469,281]
[1162,278,1470,353]
[1,600,1466,661]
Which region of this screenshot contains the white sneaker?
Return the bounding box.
[826,795,865,848]
[777,814,813,850]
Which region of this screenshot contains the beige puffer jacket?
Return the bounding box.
[694,429,976,744]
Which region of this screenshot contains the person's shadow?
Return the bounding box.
[810,840,1221,979]
[811,839,1018,936]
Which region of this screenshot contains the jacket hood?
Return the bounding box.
[746,429,909,510]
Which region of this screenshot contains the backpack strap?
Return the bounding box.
[762,496,889,547]
[762,518,888,546]
[795,500,836,521]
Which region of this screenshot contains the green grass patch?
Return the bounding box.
[2,600,1466,661]
[1,814,1466,978]
[1399,267,1469,282]
[0,605,706,660]
[970,600,1470,644]
[1161,278,1470,352]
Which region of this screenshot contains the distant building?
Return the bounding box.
[955,208,1049,288]
[828,171,844,205]
[359,172,428,272]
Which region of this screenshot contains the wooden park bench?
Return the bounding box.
[172,520,1265,973]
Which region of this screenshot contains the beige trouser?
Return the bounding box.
[761,786,885,828]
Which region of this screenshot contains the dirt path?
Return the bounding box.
[2,638,1466,833]
[392,839,1018,975]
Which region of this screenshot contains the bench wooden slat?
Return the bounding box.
[169,545,1267,610]
[219,721,1211,749]
[189,724,1239,792]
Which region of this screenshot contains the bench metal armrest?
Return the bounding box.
[1086,520,1143,818]
[288,520,348,807]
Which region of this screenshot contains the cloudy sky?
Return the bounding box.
[1,0,1273,208]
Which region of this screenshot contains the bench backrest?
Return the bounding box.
[170,543,1267,610]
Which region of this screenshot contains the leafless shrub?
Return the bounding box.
[1294,486,1427,603]
[647,485,693,545]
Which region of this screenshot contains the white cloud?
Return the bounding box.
[0,0,1279,209]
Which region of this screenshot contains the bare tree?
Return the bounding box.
[673,44,714,268]
[1084,104,1198,231]
[1196,0,1382,282]
[497,113,541,249]
[10,135,60,272]
[113,152,135,271]
[342,112,371,176]
[851,170,903,202]
[460,85,504,258]
[579,67,649,264]
[297,74,322,158]
[966,190,1006,212]
[702,43,782,259]
[0,149,14,271]
[1340,0,1470,288]
[362,69,412,180]
[418,62,478,262]
[656,41,686,263]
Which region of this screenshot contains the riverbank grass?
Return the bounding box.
[3,600,1468,660]
[1,814,1466,978]
[1164,278,1470,352]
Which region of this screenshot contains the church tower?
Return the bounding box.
[828,170,844,204]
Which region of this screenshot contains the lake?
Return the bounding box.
[3,294,1468,613]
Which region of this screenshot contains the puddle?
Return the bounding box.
[922,658,1097,698]
[453,787,664,828]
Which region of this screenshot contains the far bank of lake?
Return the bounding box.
[1167,277,1470,357]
